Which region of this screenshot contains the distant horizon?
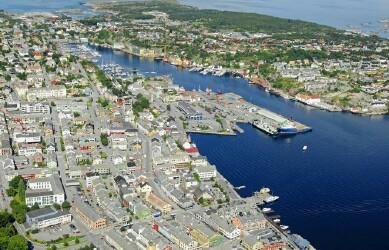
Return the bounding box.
[0,0,388,37]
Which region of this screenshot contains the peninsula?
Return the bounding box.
[82,0,389,115]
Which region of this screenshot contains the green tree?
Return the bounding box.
[6,188,17,197]
[9,176,23,190]
[17,180,25,201]
[7,235,28,250]
[100,134,109,146]
[50,101,56,107]
[52,203,61,210]
[0,211,14,228]
[75,238,80,244]
[61,201,71,210]
[30,203,40,211]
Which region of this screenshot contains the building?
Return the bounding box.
[73,197,106,230]
[20,102,50,114]
[194,164,217,180]
[25,173,65,207]
[104,229,137,250]
[177,101,203,120]
[145,192,172,214]
[26,207,71,230]
[27,86,67,101]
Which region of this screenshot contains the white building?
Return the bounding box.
[26,207,71,230]
[20,102,50,114]
[25,173,65,207]
[194,164,217,180]
[27,86,67,101]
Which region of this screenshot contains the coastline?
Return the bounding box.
[89,42,388,116]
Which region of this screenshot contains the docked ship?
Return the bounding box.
[277,124,298,134]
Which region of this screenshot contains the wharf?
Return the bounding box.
[194,91,312,137]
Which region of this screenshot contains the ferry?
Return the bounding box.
[264,196,279,203]
[277,124,298,134]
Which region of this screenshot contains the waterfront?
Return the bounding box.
[93,46,389,250]
[179,0,389,38]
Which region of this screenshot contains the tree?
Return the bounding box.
[7,235,28,250]
[52,203,61,210]
[30,203,40,211]
[100,134,109,146]
[50,101,56,107]
[9,176,23,190]
[73,112,81,117]
[75,238,80,244]
[63,242,69,247]
[6,188,17,197]
[51,245,57,250]
[61,201,71,210]
[0,211,14,228]
[17,180,25,201]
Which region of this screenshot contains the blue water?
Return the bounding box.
[1,0,388,37]
[92,47,389,249]
[179,0,389,38]
[0,0,85,13]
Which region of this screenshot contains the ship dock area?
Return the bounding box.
[189,90,312,136]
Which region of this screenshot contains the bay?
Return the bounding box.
[93,47,389,250]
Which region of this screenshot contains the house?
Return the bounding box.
[145,192,172,214]
[46,151,57,169]
[136,182,152,196]
[112,152,126,165]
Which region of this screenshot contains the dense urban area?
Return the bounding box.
[0,0,387,249]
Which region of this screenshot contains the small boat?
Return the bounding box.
[273,218,281,223]
[280,225,289,230]
[260,187,270,194]
[303,145,308,151]
[234,185,246,190]
[262,208,272,213]
[264,196,279,203]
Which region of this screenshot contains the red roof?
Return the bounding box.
[185,148,199,154]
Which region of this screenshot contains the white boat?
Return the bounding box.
[303,145,308,151]
[280,225,289,230]
[273,218,281,223]
[262,207,272,213]
[260,187,270,194]
[264,196,279,203]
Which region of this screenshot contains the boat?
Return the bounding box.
[277,124,298,134]
[273,218,281,223]
[262,208,272,213]
[280,225,289,230]
[264,196,279,203]
[260,187,270,194]
[234,185,246,190]
[303,145,308,151]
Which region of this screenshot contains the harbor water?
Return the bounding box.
[93,47,389,250]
